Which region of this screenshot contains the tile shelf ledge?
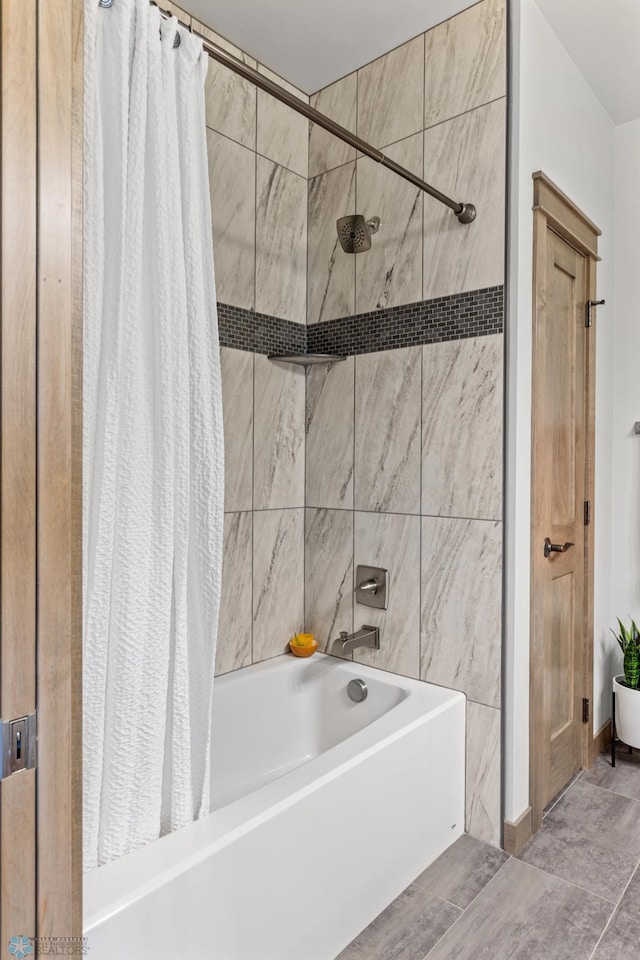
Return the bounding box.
[268,353,346,366]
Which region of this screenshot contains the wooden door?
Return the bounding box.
[530,173,599,832]
[536,228,586,804]
[0,0,82,942]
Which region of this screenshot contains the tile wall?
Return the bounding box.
[190,15,309,676]
[196,0,507,846]
[306,0,506,321]
[304,0,507,846]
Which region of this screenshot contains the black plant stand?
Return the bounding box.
[611,689,634,767]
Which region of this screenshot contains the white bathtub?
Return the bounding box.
[84,653,465,960]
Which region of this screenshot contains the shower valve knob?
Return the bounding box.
[355,565,388,610]
[357,578,378,594]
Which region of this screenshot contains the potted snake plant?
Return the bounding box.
[612,617,640,749]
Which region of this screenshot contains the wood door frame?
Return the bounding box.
[0,0,83,940]
[529,171,600,836]
[36,0,84,937]
[0,0,38,938]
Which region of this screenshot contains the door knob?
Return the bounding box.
[543,538,574,559]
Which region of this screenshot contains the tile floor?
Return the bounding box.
[337,744,640,960]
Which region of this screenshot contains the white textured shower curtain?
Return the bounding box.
[83,0,224,869]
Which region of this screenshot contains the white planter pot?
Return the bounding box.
[613,675,640,749]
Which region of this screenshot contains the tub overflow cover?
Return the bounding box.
[347,679,368,703]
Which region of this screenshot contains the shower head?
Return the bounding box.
[336,215,381,253]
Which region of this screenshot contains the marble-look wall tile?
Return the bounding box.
[466,700,501,846]
[355,347,421,514]
[199,21,256,150]
[207,130,256,311]
[309,72,357,177]
[305,508,353,652]
[220,347,253,512]
[353,512,420,678]
[253,509,304,661]
[307,163,356,324]
[257,65,309,178]
[422,335,503,520]
[423,99,506,300]
[255,157,307,322]
[356,134,423,313]
[357,35,424,149]
[253,355,305,509]
[306,358,354,509]
[424,0,506,129]
[421,517,502,708]
[216,511,253,675]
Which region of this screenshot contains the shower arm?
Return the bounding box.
[146,2,476,225]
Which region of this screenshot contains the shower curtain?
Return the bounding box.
[83,0,224,869]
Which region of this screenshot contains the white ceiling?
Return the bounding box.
[186,0,640,124]
[185,0,473,94]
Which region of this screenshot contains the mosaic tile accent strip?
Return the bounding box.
[217,285,503,357]
[307,286,504,356]
[217,302,306,355]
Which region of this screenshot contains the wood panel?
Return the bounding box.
[36,0,83,936]
[533,171,601,259]
[533,228,586,816]
[0,0,38,940]
[591,718,612,762]
[547,247,576,527]
[583,256,598,768]
[70,0,84,924]
[0,0,37,728]
[549,572,574,743]
[503,806,533,857]
[529,172,599,834]
[529,206,548,833]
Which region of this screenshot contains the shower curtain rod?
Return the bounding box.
[137,1,477,224]
[196,34,477,224]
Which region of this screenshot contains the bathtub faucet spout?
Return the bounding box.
[335,625,380,656]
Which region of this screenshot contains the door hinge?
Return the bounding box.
[582,698,590,724]
[0,712,36,780]
[586,299,605,328]
[584,500,591,526]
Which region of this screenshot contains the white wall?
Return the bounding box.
[505,0,615,822]
[611,119,640,633]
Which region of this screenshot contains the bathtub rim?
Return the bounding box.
[84,653,465,930]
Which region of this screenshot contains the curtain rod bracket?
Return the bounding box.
[456,203,476,224]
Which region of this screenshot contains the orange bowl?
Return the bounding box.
[289,639,318,658]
